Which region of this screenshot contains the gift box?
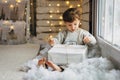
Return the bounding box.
[48,44,88,65]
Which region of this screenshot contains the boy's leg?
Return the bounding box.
[46,61,62,72]
[38,58,46,67]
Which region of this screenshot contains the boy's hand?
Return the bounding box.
[48,39,54,46]
[48,35,54,46]
[83,36,91,44]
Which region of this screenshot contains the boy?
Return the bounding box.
[38,8,98,58]
[36,8,100,72]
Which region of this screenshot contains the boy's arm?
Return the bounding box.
[82,30,96,46]
[52,31,66,44]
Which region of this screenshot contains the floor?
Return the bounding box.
[0,43,40,80]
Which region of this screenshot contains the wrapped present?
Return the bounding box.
[48,44,88,65]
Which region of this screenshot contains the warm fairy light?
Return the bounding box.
[31,3,33,6]
[10,5,14,8]
[29,17,31,20]
[48,4,51,6]
[4,0,8,3]
[59,16,63,19]
[4,21,9,24]
[50,15,53,18]
[49,10,53,13]
[16,3,18,6]
[66,1,70,5]
[77,4,81,7]
[47,21,50,24]
[50,23,53,26]
[69,5,73,8]
[10,25,14,30]
[80,22,82,25]
[57,4,60,7]
[49,35,53,39]
[56,10,60,13]
[59,21,63,25]
[3,21,11,26]
[16,0,21,3]
[59,28,62,31]
[49,28,52,31]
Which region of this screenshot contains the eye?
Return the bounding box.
[74,23,77,25]
[68,24,72,26]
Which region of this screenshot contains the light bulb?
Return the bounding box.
[59,16,63,19]
[10,26,14,30]
[4,0,8,3]
[49,29,52,31]
[56,10,60,13]
[50,15,53,18]
[57,4,60,7]
[16,0,21,3]
[66,1,70,5]
[59,28,62,31]
[10,5,14,8]
[49,10,53,13]
[69,5,73,8]
[47,21,50,24]
[48,4,51,6]
[77,4,80,7]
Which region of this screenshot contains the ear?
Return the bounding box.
[79,22,82,28]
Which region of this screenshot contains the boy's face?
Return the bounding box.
[65,19,80,32]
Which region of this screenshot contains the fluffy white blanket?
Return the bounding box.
[22,57,120,80]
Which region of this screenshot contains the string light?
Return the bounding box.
[4,0,8,3]
[77,4,81,7]
[27,28,30,31]
[29,17,31,20]
[49,15,53,18]
[16,0,21,3]
[59,28,62,32]
[30,3,33,6]
[59,21,63,25]
[50,23,54,26]
[24,12,26,15]
[10,4,14,8]
[56,10,60,13]
[66,1,70,5]
[69,5,73,8]
[59,16,62,20]
[49,35,53,39]
[16,3,18,6]
[48,4,51,7]
[47,21,50,24]
[49,28,52,31]
[80,22,82,25]
[57,3,60,7]
[49,10,53,13]
[10,25,14,30]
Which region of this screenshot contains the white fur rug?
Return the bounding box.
[23,57,120,80]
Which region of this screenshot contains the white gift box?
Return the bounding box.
[48,44,88,65]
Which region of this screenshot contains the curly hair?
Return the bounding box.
[62,8,81,22]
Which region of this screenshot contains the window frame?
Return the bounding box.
[97,0,120,50]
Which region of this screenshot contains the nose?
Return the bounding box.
[71,25,75,29]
